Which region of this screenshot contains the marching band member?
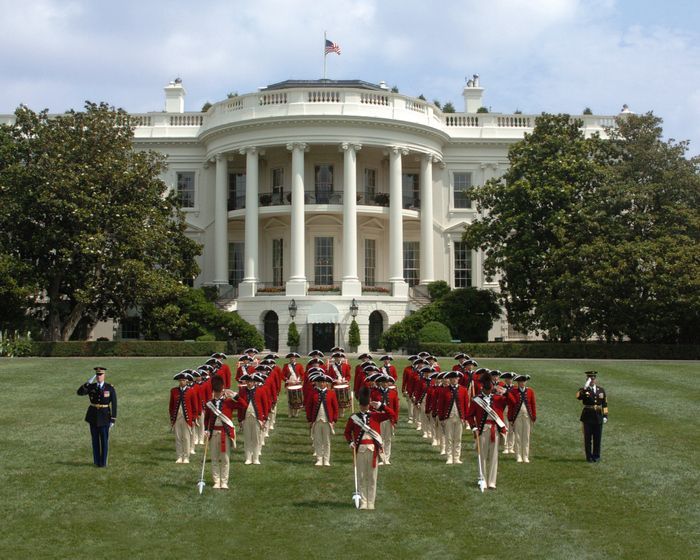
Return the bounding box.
[169,370,198,464]
[306,372,339,466]
[189,369,205,446]
[577,371,608,463]
[210,352,232,388]
[468,371,508,489]
[284,352,305,417]
[508,374,536,463]
[354,353,372,396]
[499,372,517,454]
[240,373,270,465]
[437,371,470,464]
[344,386,397,510]
[414,366,432,437]
[379,355,398,381]
[402,355,417,424]
[76,366,117,468]
[372,374,399,465]
[205,375,248,489]
[329,352,352,416]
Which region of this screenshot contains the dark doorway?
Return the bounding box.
[369,311,383,351]
[263,311,279,352]
[312,323,336,352]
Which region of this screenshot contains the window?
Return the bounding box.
[121,317,140,340]
[453,172,472,208]
[228,172,246,210]
[403,241,420,286]
[364,168,377,203]
[272,239,284,286]
[314,237,334,285]
[271,167,284,205]
[228,242,244,287]
[176,172,195,208]
[364,239,376,286]
[454,241,472,287]
[315,164,333,203]
[402,173,420,208]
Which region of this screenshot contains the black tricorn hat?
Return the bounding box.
[285,352,301,359]
[514,374,531,382]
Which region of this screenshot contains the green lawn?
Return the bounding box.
[0,357,698,560]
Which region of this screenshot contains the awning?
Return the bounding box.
[306,302,339,324]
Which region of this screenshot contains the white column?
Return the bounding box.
[238,147,259,297]
[341,142,362,296]
[286,142,308,296]
[389,147,409,297]
[419,154,435,284]
[214,154,229,285]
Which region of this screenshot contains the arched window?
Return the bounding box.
[369,311,384,351]
[263,311,279,352]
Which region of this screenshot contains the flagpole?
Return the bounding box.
[323,31,327,80]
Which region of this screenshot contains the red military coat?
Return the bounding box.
[354,364,368,395]
[344,405,397,467]
[305,388,339,424]
[239,386,271,423]
[507,387,537,423]
[467,392,507,435]
[328,361,352,384]
[381,364,398,381]
[169,386,199,426]
[436,384,470,421]
[204,393,249,447]
[370,387,400,425]
[401,365,414,395]
[284,362,305,384]
[216,363,232,389]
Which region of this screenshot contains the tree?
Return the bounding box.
[442,102,456,113]
[463,114,609,341]
[441,287,501,342]
[427,280,451,301]
[418,321,452,343]
[464,112,700,343]
[0,102,201,341]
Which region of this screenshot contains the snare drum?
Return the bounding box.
[334,383,351,409]
[287,384,304,410]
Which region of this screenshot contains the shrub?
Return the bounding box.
[29,341,226,357]
[418,321,453,344]
[476,106,489,113]
[287,321,300,348]
[427,280,451,301]
[348,319,361,349]
[380,303,444,351]
[441,287,501,342]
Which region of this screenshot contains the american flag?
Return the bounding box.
[325,39,341,55]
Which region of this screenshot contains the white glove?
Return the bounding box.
[472,426,479,433]
[109,422,115,430]
[603,417,608,424]
[88,375,97,384]
[584,378,591,389]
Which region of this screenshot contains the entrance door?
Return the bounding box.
[369,311,383,351]
[263,311,279,352]
[312,323,336,352]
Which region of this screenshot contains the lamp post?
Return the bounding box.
[350,298,358,318]
[288,299,297,319]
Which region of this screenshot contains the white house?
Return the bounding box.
[4,77,619,351]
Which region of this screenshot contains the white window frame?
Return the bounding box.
[449,170,475,212]
[174,169,198,211]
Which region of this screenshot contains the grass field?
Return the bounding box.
[0,357,698,560]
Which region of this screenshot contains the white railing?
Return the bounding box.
[360,92,389,105]
[259,92,287,106]
[445,115,479,127]
[405,99,426,113]
[308,90,340,102]
[169,114,203,126]
[497,115,532,127]
[226,98,244,110]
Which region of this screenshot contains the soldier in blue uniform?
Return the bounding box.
[77,366,118,467]
[576,371,608,463]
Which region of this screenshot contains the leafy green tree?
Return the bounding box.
[380,303,444,351]
[441,287,501,342]
[0,102,201,340]
[442,102,456,113]
[464,112,700,343]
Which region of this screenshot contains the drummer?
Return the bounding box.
[284,352,305,418]
[329,352,352,416]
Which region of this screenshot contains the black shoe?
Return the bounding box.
[586,458,594,463]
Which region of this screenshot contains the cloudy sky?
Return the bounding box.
[2,0,699,154]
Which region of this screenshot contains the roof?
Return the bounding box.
[263,79,384,91]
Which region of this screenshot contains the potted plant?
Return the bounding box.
[348,319,361,352]
[259,193,272,206]
[287,321,300,351]
[374,192,390,206]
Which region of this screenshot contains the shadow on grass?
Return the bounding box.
[54,460,96,468]
[292,500,347,509]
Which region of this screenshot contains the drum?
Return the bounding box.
[334,383,351,409]
[287,384,304,410]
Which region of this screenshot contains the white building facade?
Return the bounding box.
[5,78,616,351]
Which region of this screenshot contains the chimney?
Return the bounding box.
[164,78,186,113]
[463,74,484,113]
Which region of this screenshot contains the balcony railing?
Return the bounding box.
[308,283,341,294]
[232,190,413,210]
[256,282,286,295]
[361,282,392,296]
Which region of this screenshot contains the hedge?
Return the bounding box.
[29,341,226,357]
[414,342,700,360]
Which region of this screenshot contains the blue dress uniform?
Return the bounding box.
[576,371,608,463]
[77,367,118,467]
